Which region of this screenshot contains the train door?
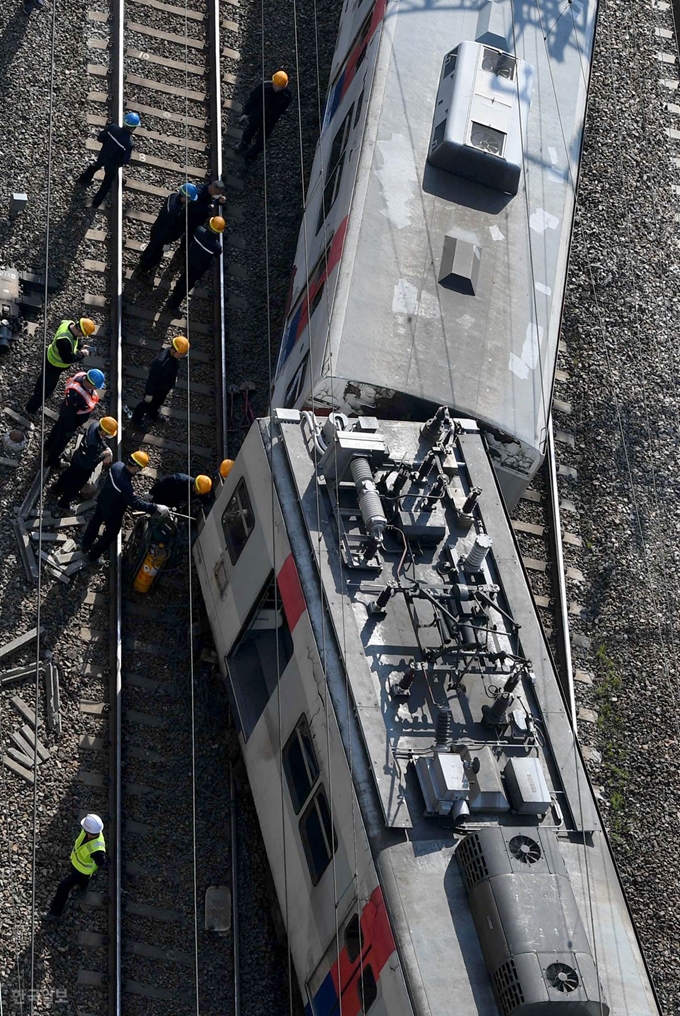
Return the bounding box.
[305,888,395,1016]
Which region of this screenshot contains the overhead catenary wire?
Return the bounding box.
[28,0,59,1009]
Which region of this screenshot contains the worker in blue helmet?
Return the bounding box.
[137,182,199,276]
[44,369,105,470]
[78,112,140,209]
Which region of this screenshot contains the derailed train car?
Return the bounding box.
[271,0,597,505]
[195,410,660,1016]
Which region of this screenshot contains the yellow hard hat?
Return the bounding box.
[130,450,149,468]
[208,216,226,234]
[99,416,118,437]
[219,458,234,479]
[79,318,96,337]
[194,475,212,495]
[272,71,289,88]
[172,335,190,356]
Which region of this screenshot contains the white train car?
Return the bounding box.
[195,409,661,1016]
[271,0,598,506]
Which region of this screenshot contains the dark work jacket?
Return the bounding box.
[150,474,213,510]
[96,124,134,168]
[71,421,109,473]
[243,81,292,128]
[145,348,179,398]
[187,184,222,234]
[97,462,157,520]
[188,225,221,273]
[152,193,187,243]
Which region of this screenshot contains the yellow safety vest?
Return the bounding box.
[47,320,79,369]
[70,829,106,875]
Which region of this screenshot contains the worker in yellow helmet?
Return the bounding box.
[46,815,108,920]
[131,336,190,429]
[25,317,96,416]
[81,450,170,565]
[166,218,225,312]
[51,416,118,513]
[236,70,292,163]
[150,473,214,512]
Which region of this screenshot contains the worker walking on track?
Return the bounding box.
[81,451,170,564]
[166,218,224,311]
[130,335,189,427]
[235,71,292,162]
[78,111,140,208]
[46,815,108,920]
[51,417,118,512]
[25,317,96,416]
[137,182,199,275]
[44,369,105,469]
[150,473,213,511]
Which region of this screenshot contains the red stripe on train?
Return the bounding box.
[330,886,396,1009]
[277,554,306,631]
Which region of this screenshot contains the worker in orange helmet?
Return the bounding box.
[166,218,224,312]
[25,317,96,416]
[131,336,190,429]
[81,450,170,565]
[236,70,292,162]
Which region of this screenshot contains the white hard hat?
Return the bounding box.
[81,814,103,834]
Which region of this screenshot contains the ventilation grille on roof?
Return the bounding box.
[482,47,516,79]
[493,959,525,1016]
[546,962,580,994]
[456,833,488,890]
[508,834,541,865]
[469,123,505,157]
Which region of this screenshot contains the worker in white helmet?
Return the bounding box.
[46,814,108,919]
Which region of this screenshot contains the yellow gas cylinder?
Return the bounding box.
[133,543,168,593]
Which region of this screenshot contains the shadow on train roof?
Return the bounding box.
[386,0,590,66]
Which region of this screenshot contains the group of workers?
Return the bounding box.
[23,315,234,564]
[21,61,294,916]
[74,68,292,309]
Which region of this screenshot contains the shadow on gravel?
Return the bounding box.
[47,193,98,292]
[0,7,32,102]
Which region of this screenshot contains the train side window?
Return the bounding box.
[316,106,354,234]
[299,786,337,885]
[221,478,255,565]
[358,965,377,1014]
[283,716,320,812]
[284,351,309,409]
[353,89,365,129]
[345,913,362,962]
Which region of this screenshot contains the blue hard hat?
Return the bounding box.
[179,182,198,201]
[86,369,105,389]
[123,111,140,130]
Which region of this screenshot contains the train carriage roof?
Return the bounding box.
[328,0,597,454]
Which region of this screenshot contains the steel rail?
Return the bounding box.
[108,0,125,1011]
[207,0,228,458]
[544,417,577,731]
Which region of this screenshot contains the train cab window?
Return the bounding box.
[358,965,377,1014]
[299,786,337,885]
[226,574,294,739]
[283,716,320,812]
[345,913,362,962]
[316,105,354,234]
[221,479,255,565]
